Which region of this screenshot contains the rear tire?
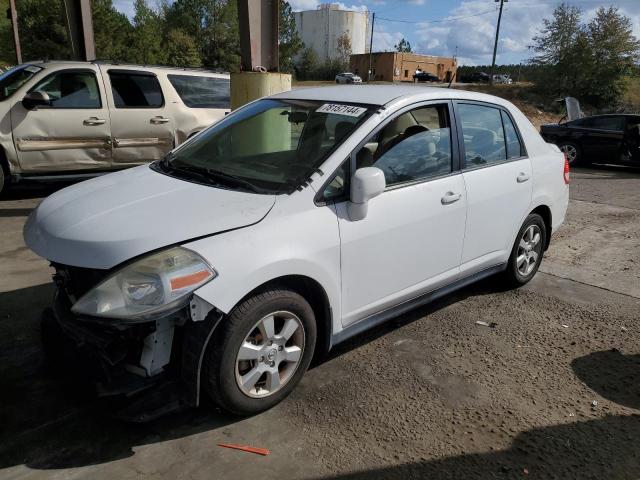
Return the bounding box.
[0,164,6,197]
[559,141,583,166]
[202,288,316,415]
[503,213,546,287]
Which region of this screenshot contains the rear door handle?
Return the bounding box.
[441,192,462,205]
[150,116,170,124]
[83,117,105,126]
[517,172,530,183]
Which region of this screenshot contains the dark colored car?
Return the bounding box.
[460,72,491,83]
[540,114,640,166]
[413,72,439,83]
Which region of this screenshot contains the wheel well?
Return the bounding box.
[243,275,332,357]
[531,205,552,250]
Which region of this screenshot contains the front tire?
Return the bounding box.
[202,288,316,415]
[503,213,546,287]
[0,166,6,196]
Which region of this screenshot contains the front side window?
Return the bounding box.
[168,74,229,108]
[30,70,101,108]
[157,99,373,194]
[458,103,506,167]
[355,104,452,186]
[109,71,163,108]
[0,65,43,101]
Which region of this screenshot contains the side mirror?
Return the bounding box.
[22,91,50,110]
[348,167,386,220]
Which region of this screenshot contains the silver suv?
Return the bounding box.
[0,61,230,195]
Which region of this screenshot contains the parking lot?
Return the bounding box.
[0,165,639,479]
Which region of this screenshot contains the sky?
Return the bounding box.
[113,0,640,66]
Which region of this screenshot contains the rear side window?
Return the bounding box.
[168,74,229,108]
[589,116,625,131]
[458,103,506,167]
[501,111,524,158]
[31,70,101,108]
[109,71,163,108]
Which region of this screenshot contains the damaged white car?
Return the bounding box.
[24,86,569,419]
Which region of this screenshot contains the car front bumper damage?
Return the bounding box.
[43,275,222,422]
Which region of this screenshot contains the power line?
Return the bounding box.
[376,8,497,25]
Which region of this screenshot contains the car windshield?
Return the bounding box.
[0,65,43,100]
[156,98,374,194]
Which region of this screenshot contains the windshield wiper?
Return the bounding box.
[171,164,265,194]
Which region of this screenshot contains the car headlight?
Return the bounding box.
[71,247,216,321]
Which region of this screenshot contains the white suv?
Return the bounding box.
[0,61,230,195]
[24,86,569,418]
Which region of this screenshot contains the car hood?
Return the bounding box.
[24,165,276,269]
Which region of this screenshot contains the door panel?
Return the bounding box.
[460,158,532,271]
[336,101,465,326]
[11,68,111,172]
[454,101,532,274]
[337,175,467,325]
[102,68,174,166]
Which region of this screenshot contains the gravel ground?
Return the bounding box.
[0,165,639,480]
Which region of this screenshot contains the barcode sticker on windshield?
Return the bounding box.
[316,104,367,117]
[24,66,40,73]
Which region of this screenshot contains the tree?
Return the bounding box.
[92,0,134,62]
[530,3,640,107]
[279,0,303,74]
[336,31,351,69]
[296,47,317,80]
[586,7,640,106]
[395,38,412,53]
[131,0,166,64]
[17,0,71,60]
[164,29,201,67]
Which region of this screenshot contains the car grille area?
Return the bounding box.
[52,262,110,300]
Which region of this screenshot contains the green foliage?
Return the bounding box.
[0,0,15,66]
[395,38,412,53]
[16,0,71,60]
[296,47,318,80]
[279,0,303,74]
[130,0,165,64]
[164,29,201,67]
[92,0,133,62]
[531,3,640,108]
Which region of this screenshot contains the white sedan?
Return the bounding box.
[335,72,362,84]
[25,86,569,417]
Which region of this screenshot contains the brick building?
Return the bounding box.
[350,52,457,82]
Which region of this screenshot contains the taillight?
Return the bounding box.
[563,155,570,184]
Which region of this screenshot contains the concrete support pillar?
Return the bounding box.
[230,72,291,111]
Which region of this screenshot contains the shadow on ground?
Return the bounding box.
[313,415,640,480]
[572,349,640,411]
[0,276,518,470]
[0,181,76,202]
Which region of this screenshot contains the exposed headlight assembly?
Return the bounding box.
[71,247,216,321]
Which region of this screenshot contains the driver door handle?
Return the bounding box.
[83,117,105,126]
[441,192,462,205]
[151,116,170,124]
[517,172,530,183]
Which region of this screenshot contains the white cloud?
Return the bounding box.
[408,0,425,4]
[288,0,369,12]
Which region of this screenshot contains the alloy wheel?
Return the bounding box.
[516,224,542,276]
[561,144,578,164]
[235,311,305,398]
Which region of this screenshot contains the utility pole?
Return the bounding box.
[8,0,21,64]
[368,12,375,82]
[490,0,506,84]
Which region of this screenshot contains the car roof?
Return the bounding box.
[24,60,229,77]
[271,85,510,108]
